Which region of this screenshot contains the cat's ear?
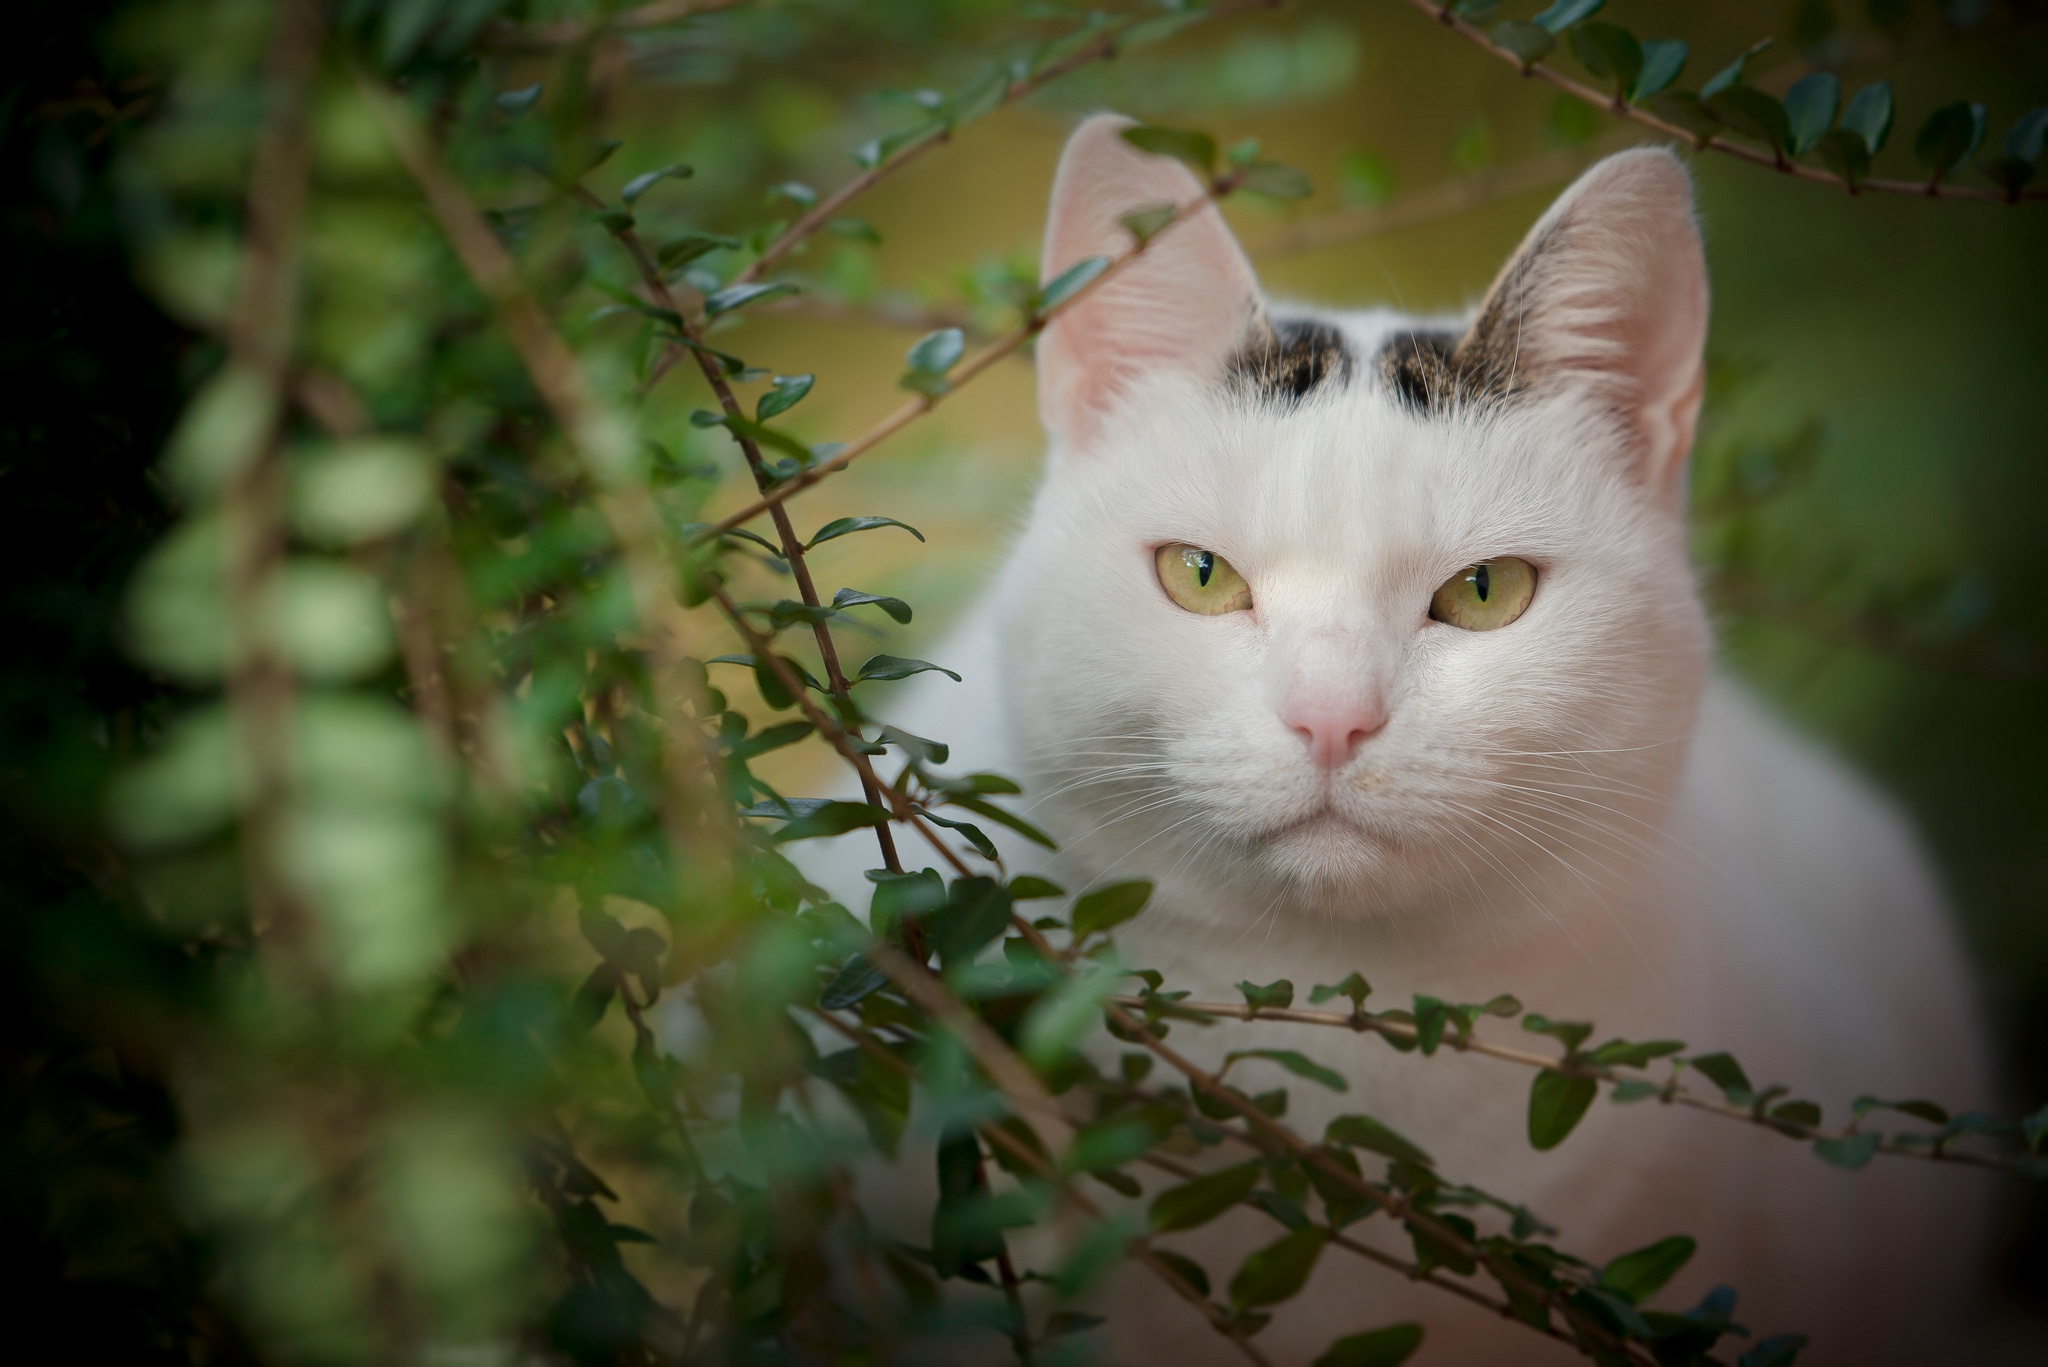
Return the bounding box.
[1037,113,1265,449]
[1466,148,1708,500]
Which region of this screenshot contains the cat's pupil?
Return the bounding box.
[1474,562,1491,602]
[1197,551,1214,587]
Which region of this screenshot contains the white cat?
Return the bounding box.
[807,116,1994,1364]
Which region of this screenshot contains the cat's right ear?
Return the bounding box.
[1037,114,1265,450]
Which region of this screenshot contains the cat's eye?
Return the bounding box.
[1156,544,1253,615]
[1429,557,1536,631]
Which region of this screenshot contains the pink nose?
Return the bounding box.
[1284,703,1386,770]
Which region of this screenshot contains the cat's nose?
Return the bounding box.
[1284,702,1386,769]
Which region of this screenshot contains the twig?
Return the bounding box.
[1405,0,2048,203]
[1111,995,2037,1176]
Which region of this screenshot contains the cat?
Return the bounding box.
[803,115,1994,1364]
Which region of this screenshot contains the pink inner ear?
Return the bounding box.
[1036,115,1266,449]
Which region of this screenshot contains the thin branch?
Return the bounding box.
[479,0,748,52]
[1112,995,2039,1177]
[1405,0,2048,203]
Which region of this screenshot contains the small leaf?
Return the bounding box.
[854,654,960,684]
[904,327,966,375]
[807,516,925,548]
[657,232,741,271]
[767,800,890,843]
[1528,1069,1598,1151]
[1569,22,1641,96]
[755,373,814,421]
[1769,1099,1823,1127]
[1916,101,1988,181]
[1700,38,1772,100]
[1325,1114,1432,1167]
[1812,1132,1879,1169]
[820,953,888,1009]
[831,587,912,624]
[1150,1249,1211,1298]
[1815,128,1872,185]
[1118,203,1178,243]
[1687,1052,1752,1098]
[1072,880,1153,939]
[1706,86,1791,153]
[704,281,799,316]
[1599,1235,1695,1304]
[1035,254,1110,314]
[1587,1038,1685,1068]
[1120,125,1217,174]
[2002,106,2048,165]
[1237,979,1295,1013]
[494,84,542,114]
[622,162,692,205]
[1413,996,1449,1056]
[1850,1095,1948,1126]
[1228,1226,1327,1310]
[1224,1049,1347,1093]
[1532,0,1604,33]
[1490,20,1556,65]
[825,215,883,244]
[1007,874,1065,901]
[1150,1162,1262,1233]
[1648,90,1724,141]
[1309,973,1372,1010]
[767,180,817,207]
[1521,1014,1593,1055]
[1237,161,1314,199]
[1740,1335,1809,1367]
[1314,1324,1425,1367]
[1631,39,1688,101]
[1840,81,1896,153]
[931,876,1012,966]
[923,812,999,863]
[1782,72,1840,153]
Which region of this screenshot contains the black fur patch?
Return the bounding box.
[1373,238,1546,416]
[1226,317,1354,407]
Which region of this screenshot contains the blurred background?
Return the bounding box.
[5,0,2045,1359]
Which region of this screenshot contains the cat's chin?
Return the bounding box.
[1254,809,1394,890]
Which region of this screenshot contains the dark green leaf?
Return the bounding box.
[1228,1226,1327,1309]
[704,281,799,317]
[2002,106,2048,165]
[905,327,966,375]
[1815,127,1872,184]
[1700,38,1772,99]
[1528,1069,1598,1151]
[1036,254,1110,314]
[656,231,741,272]
[767,180,816,208]
[825,215,882,244]
[868,867,947,938]
[1406,1211,1477,1277]
[1687,1051,1752,1097]
[1840,81,1896,153]
[621,162,691,205]
[1072,880,1154,938]
[1008,875,1066,901]
[1238,162,1314,199]
[1451,0,1501,18]
[1309,973,1372,1010]
[1248,1187,1308,1227]
[1587,1038,1685,1068]
[831,587,912,624]
[1812,1132,1879,1169]
[1782,72,1840,153]
[1740,1335,1809,1367]
[1120,125,1217,174]
[1522,1014,1593,1055]
[880,724,948,764]
[932,876,1012,966]
[1915,101,1987,180]
[1490,20,1556,65]
[730,720,812,760]
[1599,1235,1695,1304]
[1707,86,1792,152]
[1769,1099,1822,1127]
[2023,1103,2048,1154]
[1533,0,1604,33]
[950,793,1059,849]
[1225,1049,1347,1093]
[807,516,925,548]
[1649,90,1724,140]
[1314,1323,1425,1367]
[1569,23,1641,95]
[1631,39,1688,100]
[1850,1095,1948,1126]
[1149,1162,1261,1233]
[1413,995,1449,1056]
[1151,1249,1211,1298]
[820,953,888,1009]
[1326,1114,1433,1167]
[768,800,890,843]
[756,373,814,421]
[1237,979,1295,1013]
[854,654,960,684]
[923,812,999,863]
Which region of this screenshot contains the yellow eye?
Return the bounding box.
[1429,557,1536,631]
[1156,544,1253,615]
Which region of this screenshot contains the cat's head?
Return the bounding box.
[1001,115,1713,929]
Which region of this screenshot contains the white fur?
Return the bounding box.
[802,122,1992,1364]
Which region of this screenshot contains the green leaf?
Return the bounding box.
[1118,203,1179,243]
[1325,1114,1433,1167]
[932,876,1012,967]
[1228,1226,1328,1310]
[1120,125,1217,174]
[1150,1249,1211,1298]
[1850,1095,1949,1126]
[854,654,960,684]
[868,867,947,938]
[1769,1099,1823,1127]
[495,84,543,114]
[1072,880,1153,939]
[1528,1069,1598,1151]
[807,516,925,548]
[1782,72,1840,153]
[1569,22,1641,96]
[1237,979,1295,1013]
[765,800,889,843]
[904,327,966,376]
[1598,1235,1695,1304]
[2023,1103,2048,1154]
[1587,1038,1686,1068]
[704,281,799,316]
[1035,255,1110,314]
[1009,874,1065,901]
[656,231,741,272]
[1314,1324,1425,1367]
[2002,106,2048,165]
[831,587,912,624]
[825,215,882,244]
[1631,39,1688,101]
[1739,1334,1810,1367]
[1812,1132,1879,1169]
[1406,1211,1477,1277]
[1700,38,1772,99]
[621,161,691,205]
[755,373,814,421]
[1815,128,1873,185]
[1648,90,1724,141]
[1521,1014,1593,1055]
[950,793,1059,850]
[1490,20,1556,65]
[1686,1052,1752,1098]
[1309,973,1372,1010]
[1707,86,1791,153]
[820,953,888,1009]
[1149,1161,1261,1233]
[1916,101,1987,181]
[1237,161,1314,199]
[1225,1049,1347,1093]
[1840,81,1896,153]
[1532,0,1604,33]
[1413,995,1449,1056]
[767,180,816,207]
[923,812,998,863]
[879,724,948,765]
[1020,961,1119,1065]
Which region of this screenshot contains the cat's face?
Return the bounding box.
[1002,118,1711,925]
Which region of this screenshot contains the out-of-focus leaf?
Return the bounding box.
[1237,979,1294,1013]
[1119,125,1216,173]
[1915,101,1988,181]
[1782,72,1840,153]
[1533,0,1604,32]
[904,327,966,375]
[1812,1132,1879,1169]
[1224,1049,1347,1093]
[1631,39,1687,100]
[1309,973,1372,1010]
[755,373,813,421]
[621,162,691,205]
[1326,1114,1432,1167]
[1569,22,1640,95]
[1314,1324,1425,1367]
[1035,255,1110,314]
[1528,1069,1598,1151]
[1740,1335,1810,1367]
[1237,161,1313,198]
[1148,1162,1261,1233]
[1599,1235,1695,1304]
[1071,880,1153,938]
[1490,20,1556,65]
[1840,81,1896,153]
[703,281,799,316]
[1228,1226,1327,1309]
[819,953,888,1009]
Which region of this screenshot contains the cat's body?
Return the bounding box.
[802,118,1993,1362]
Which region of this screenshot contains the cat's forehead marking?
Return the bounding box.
[1224,317,1354,408]
[1370,235,1549,416]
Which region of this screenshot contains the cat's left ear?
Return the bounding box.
[1468,148,1708,502]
